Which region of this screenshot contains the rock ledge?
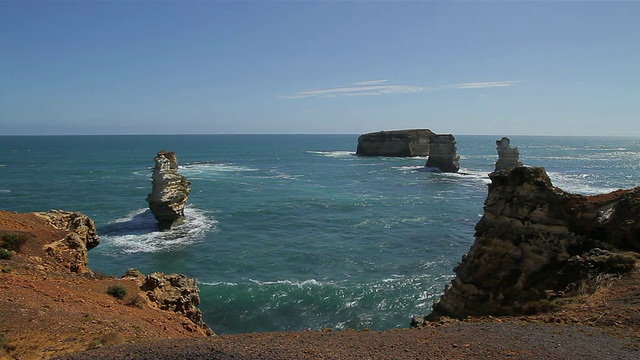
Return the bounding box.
[422,166,640,322]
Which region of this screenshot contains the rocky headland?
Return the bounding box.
[0,210,210,359]
[416,166,640,323]
[146,151,191,230]
[356,129,433,157]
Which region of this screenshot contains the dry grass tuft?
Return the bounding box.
[88,332,126,349]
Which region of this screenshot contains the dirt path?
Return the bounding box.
[56,322,639,360]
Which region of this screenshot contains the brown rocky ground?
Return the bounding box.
[0,211,207,360]
[2,210,640,359]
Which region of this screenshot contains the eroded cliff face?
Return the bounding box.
[123,269,213,335]
[424,134,460,173]
[146,151,191,230]
[34,210,100,274]
[356,129,434,157]
[425,166,639,321]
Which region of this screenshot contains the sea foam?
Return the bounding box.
[101,205,217,254]
[306,150,355,158]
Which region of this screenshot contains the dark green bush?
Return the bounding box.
[1,233,28,252]
[106,284,127,300]
[0,248,13,260]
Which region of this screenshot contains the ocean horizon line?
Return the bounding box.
[2,133,640,138]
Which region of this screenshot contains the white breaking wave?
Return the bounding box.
[179,162,259,180]
[182,161,258,172]
[307,150,355,158]
[547,171,621,195]
[101,205,217,254]
[392,165,424,171]
[0,189,10,193]
[248,278,329,287]
[201,281,239,287]
[455,169,492,184]
[269,173,303,180]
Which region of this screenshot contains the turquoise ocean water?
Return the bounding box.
[1,135,639,334]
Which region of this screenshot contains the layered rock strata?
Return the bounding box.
[34,210,100,274]
[146,151,191,230]
[421,166,639,322]
[123,269,213,335]
[424,134,460,173]
[494,137,522,171]
[356,129,434,157]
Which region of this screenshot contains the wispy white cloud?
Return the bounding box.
[280,80,521,99]
[280,80,425,99]
[441,81,521,90]
[352,80,390,86]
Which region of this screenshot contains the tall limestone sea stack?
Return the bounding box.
[146,151,191,230]
[424,134,460,173]
[494,137,522,171]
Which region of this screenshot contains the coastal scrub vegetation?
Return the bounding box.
[0,232,29,259]
[106,284,127,300]
[0,331,15,355]
[576,272,621,298]
[0,232,28,252]
[0,248,12,260]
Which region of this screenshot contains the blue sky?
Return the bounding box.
[1,1,638,136]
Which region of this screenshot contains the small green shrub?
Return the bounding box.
[106,284,127,300]
[1,266,11,273]
[0,248,13,260]
[1,233,27,252]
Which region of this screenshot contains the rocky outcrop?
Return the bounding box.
[146,151,191,230]
[494,137,522,171]
[356,129,460,172]
[0,211,213,358]
[124,269,213,335]
[34,210,100,273]
[420,166,639,322]
[356,129,434,157]
[424,134,460,173]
